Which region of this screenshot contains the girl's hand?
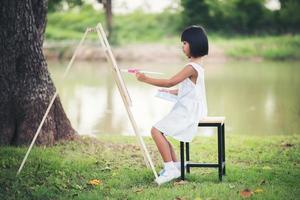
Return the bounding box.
[158,89,170,93]
[135,72,147,82]
[159,89,178,95]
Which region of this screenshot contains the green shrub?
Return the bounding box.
[46,6,180,44]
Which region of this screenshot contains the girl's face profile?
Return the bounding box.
[182,41,190,57]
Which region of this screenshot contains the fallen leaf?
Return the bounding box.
[262,166,272,170]
[173,180,188,186]
[229,184,236,189]
[254,188,264,193]
[240,188,253,198]
[194,197,202,200]
[88,179,102,186]
[73,184,83,190]
[134,188,144,193]
[281,143,294,147]
[100,166,111,171]
[175,197,186,200]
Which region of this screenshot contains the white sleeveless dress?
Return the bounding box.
[153,62,208,142]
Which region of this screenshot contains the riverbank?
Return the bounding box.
[44,42,227,65]
[213,34,300,61]
[1,134,299,199]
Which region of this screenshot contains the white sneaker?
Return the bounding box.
[155,168,181,185]
[158,162,186,175]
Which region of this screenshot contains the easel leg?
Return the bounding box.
[124,102,158,179]
[16,29,90,176]
[95,23,158,179]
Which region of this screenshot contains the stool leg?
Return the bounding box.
[186,142,190,173]
[180,142,185,180]
[222,124,226,175]
[218,125,223,181]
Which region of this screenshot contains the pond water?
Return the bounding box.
[48,59,300,137]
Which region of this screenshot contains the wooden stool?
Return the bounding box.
[180,116,226,181]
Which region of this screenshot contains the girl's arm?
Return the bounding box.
[135,65,197,88]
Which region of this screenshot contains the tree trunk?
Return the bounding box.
[0,0,76,146]
[98,0,113,38]
[105,0,113,38]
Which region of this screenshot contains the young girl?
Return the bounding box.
[135,25,208,185]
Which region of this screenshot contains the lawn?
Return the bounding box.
[0,134,299,199]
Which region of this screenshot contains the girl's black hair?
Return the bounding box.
[181,25,208,57]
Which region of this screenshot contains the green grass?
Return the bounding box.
[1,134,299,199]
[213,34,300,60]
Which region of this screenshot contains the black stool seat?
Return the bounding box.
[180,116,226,181]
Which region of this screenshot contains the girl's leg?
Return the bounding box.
[151,127,181,185]
[159,133,178,162]
[151,127,172,162]
[166,140,178,162]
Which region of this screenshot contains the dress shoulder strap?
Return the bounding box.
[185,62,205,75]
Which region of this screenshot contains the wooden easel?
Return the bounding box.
[95,23,157,178]
[17,23,158,179]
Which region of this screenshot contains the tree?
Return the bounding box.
[181,0,210,28]
[0,0,76,146]
[98,0,113,39]
[278,0,300,33]
[233,0,266,33]
[48,0,83,12]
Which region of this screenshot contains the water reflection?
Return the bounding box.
[48,60,300,136]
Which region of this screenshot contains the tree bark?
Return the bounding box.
[98,0,113,38]
[0,0,76,146]
[105,0,113,38]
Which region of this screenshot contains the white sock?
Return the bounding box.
[164,161,176,170]
[174,161,181,169]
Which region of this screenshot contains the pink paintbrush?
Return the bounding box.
[121,68,163,75]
